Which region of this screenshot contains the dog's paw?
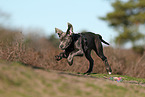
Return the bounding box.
[67,58,73,66]
[67,56,73,66]
[67,60,73,66]
[108,72,112,75]
[55,55,62,61]
[84,70,92,75]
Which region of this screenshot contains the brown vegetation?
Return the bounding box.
[0,28,144,78]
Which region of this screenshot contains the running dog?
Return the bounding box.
[55,23,112,74]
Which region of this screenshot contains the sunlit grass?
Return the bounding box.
[0,60,145,97]
[89,73,145,83]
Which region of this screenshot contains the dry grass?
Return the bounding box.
[0,27,144,78]
[0,60,145,97]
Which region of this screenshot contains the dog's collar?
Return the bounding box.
[71,33,81,42]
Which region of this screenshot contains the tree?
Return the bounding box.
[100,0,145,48]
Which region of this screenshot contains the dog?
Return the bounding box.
[55,23,112,74]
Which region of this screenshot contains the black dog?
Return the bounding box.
[55,23,112,74]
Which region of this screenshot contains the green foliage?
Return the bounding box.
[100,0,145,48]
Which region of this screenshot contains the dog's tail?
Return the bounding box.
[99,35,109,45]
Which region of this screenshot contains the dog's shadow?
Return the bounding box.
[77,72,98,75]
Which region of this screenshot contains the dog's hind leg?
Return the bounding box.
[103,59,112,74]
[84,50,94,74]
[94,40,112,74]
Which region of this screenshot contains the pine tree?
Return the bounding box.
[100,0,145,48]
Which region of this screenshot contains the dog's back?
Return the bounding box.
[80,32,109,50]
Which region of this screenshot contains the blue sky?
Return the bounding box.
[0,0,116,42]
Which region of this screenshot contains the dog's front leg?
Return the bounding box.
[67,50,84,66]
[55,51,69,61]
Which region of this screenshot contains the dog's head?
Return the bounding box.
[55,23,74,50]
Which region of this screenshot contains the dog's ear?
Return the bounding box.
[67,22,73,36]
[55,28,63,37]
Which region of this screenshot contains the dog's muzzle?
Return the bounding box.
[59,41,72,50]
